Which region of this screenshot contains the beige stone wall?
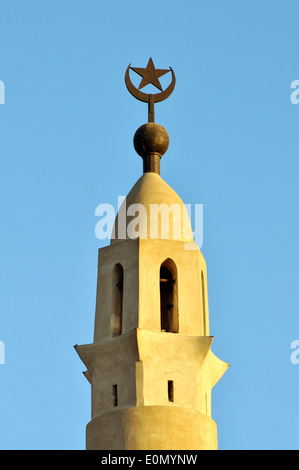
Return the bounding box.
[86,406,218,450]
[138,239,209,336]
[75,327,228,450]
[93,238,209,341]
[93,239,139,341]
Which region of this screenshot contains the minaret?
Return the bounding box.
[75,59,229,450]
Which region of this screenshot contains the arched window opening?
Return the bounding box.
[111,263,123,336]
[160,259,178,333]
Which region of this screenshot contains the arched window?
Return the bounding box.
[160,259,178,333]
[111,263,123,336]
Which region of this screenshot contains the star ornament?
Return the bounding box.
[130,58,170,92]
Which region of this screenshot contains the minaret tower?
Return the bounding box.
[75,59,229,450]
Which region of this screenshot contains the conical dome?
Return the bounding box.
[111,172,194,244]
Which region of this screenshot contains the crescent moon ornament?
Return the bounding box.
[125,58,176,123]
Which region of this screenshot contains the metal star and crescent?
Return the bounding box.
[125,57,176,122]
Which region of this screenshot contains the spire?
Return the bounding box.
[125,58,176,175]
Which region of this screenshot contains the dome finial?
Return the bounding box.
[133,123,169,174]
[125,58,175,174]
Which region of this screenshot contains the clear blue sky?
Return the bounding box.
[0,0,298,450]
